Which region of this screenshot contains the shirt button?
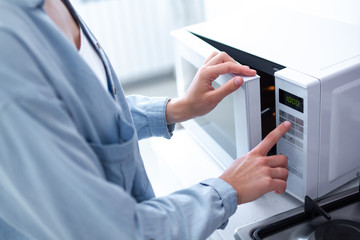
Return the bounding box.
[114,88,117,95]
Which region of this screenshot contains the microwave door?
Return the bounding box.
[171,29,261,168]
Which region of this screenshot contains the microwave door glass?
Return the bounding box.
[191,81,237,159]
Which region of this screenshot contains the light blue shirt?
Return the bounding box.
[0,0,238,239]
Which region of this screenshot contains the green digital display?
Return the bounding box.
[279,89,303,113]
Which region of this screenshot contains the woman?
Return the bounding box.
[0,0,290,239]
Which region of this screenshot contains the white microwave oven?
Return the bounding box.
[171,8,360,201]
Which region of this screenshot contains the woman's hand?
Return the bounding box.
[166,51,256,124]
[220,121,291,205]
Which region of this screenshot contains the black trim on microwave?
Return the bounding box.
[190,32,286,76]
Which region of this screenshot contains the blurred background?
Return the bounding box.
[72,0,359,97]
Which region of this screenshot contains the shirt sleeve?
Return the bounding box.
[0,98,237,239]
[126,94,175,140]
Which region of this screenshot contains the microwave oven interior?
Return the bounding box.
[189,32,286,155]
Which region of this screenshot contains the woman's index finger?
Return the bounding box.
[252,121,291,156]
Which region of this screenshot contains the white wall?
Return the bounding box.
[73,0,205,84]
[204,0,360,26]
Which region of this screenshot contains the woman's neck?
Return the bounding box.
[43,0,80,50]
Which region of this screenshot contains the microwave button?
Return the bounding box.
[287,114,296,122]
[279,110,286,117]
[295,130,303,139]
[288,135,295,144]
[283,133,291,141]
[295,139,303,148]
[295,117,304,126]
[288,127,296,135]
[288,165,303,179]
[295,124,304,133]
[280,116,286,123]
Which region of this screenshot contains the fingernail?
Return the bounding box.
[234,77,243,87]
[283,121,291,128]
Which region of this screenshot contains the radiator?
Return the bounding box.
[73,0,204,84]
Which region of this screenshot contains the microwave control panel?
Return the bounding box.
[275,67,321,201]
[275,73,309,201]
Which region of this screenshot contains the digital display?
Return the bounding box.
[279,89,303,113]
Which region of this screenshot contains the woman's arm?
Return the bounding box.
[0,31,235,240]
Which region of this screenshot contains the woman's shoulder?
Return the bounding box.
[0,0,44,9]
[0,0,42,39]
